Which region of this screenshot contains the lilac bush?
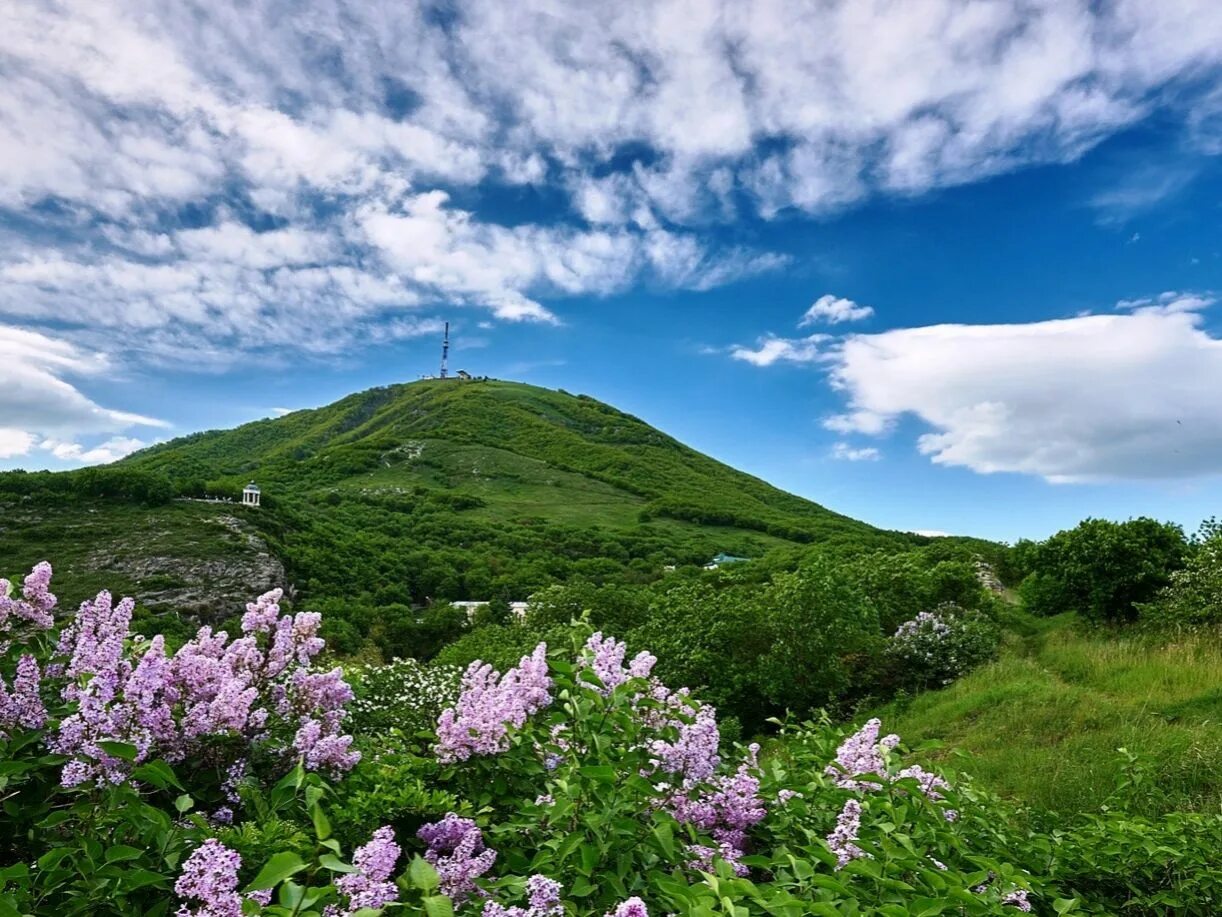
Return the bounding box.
[887,605,1000,690]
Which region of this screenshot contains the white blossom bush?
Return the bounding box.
[886,605,1000,690]
[347,657,462,735]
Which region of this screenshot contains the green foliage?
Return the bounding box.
[1141,518,1222,629]
[347,658,462,735]
[1018,517,1188,623]
[753,558,881,714]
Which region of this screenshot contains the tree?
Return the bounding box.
[1021,517,1188,623]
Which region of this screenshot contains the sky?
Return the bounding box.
[3,0,1222,542]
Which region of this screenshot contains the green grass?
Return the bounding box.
[875,611,1222,815]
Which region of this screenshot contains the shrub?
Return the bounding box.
[886,606,1001,691]
[1019,518,1188,623]
[1141,519,1222,629]
[347,657,462,735]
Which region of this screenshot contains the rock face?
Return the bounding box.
[95,512,288,622]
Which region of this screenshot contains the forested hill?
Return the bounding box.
[0,379,926,643]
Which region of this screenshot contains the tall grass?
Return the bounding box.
[875,612,1222,815]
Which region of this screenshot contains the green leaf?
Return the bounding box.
[98,740,139,761]
[131,760,185,791]
[311,802,332,840]
[104,845,145,863]
[578,765,616,784]
[246,852,306,891]
[320,854,356,874]
[424,895,455,917]
[174,794,194,814]
[409,856,441,893]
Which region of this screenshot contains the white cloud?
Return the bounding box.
[0,324,166,463]
[2,0,1222,362]
[831,442,881,462]
[800,295,875,326]
[730,334,829,367]
[825,297,1222,481]
[40,436,150,464]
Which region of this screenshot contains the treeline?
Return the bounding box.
[0,467,176,505]
[1012,516,1222,628]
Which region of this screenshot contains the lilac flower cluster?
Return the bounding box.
[893,610,952,640]
[605,897,648,917]
[0,561,57,645]
[824,718,899,791]
[826,798,866,869]
[327,826,401,916]
[582,632,656,694]
[435,644,552,763]
[419,813,498,902]
[0,654,46,735]
[648,701,720,784]
[174,839,245,917]
[483,874,564,917]
[18,567,359,787]
[670,744,767,876]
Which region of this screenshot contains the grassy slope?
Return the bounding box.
[124,379,885,542]
[876,611,1222,815]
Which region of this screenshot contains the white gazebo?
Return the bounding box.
[242,482,261,508]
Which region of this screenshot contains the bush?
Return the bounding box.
[1141,519,1222,629]
[1019,518,1188,623]
[885,606,1001,691]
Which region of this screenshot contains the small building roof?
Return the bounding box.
[710,552,750,564]
[243,482,260,492]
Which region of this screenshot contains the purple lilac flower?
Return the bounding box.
[0,561,57,641]
[606,897,648,917]
[582,632,656,694]
[328,826,400,915]
[0,654,47,733]
[667,744,766,875]
[827,799,867,869]
[777,789,802,805]
[49,582,357,787]
[174,839,244,917]
[419,813,497,902]
[685,842,746,877]
[825,718,899,790]
[435,644,552,763]
[648,703,720,783]
[1002,889,1033,912]
[483,875,564,917]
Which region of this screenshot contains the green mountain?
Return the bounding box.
[1,379,919,641]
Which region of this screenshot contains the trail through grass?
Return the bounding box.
[875,611,1222,815]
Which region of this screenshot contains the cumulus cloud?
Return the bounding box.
[801,295,875,326]
[0,324,166,463]
[825,296,1222,482]
[831,442,881,462]
[730,334,829,367]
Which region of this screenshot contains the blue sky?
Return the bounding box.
[4,0,1222,542]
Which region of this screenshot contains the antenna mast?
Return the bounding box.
[440,321,450,379]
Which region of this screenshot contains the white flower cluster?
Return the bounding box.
[347,658,463,735]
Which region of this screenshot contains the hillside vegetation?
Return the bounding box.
[0,379,927,646]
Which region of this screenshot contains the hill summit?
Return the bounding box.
[2,379,915,634]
